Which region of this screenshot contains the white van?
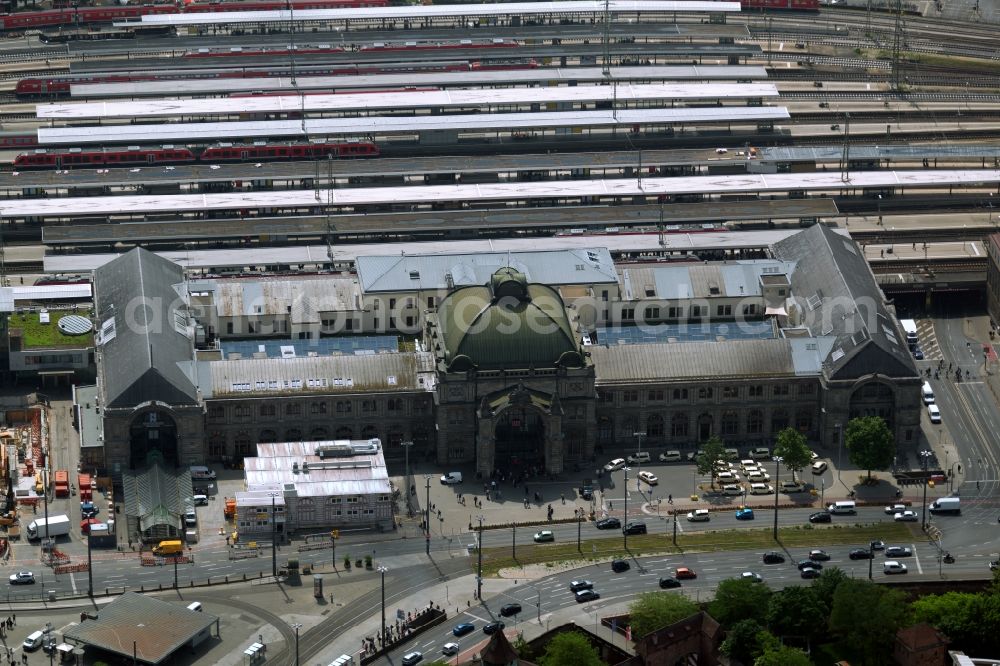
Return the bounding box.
[828,500,856,515]
[189,466,216,480]
[186,601,203,612]
[928,404,941,423]
[658,450,682,462]
[687,509,711,522]
[627,451,650,464]
[749,483,774,495]
[23,631,44,651]
[921,382,935,405]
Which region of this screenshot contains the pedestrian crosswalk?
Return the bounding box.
[916,319,942,360]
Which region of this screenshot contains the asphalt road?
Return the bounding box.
[384,541,993,664]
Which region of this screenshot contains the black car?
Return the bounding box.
[623,522,647,535]
[658,576,681,589]
[808,549,831,561]
[762,551,786,565]
[575,589,600,603]
[808,511,832,524]
[611,559,630,573]
[797,559,822,571]
[569,580,593,592]
[800,567,821,579]
[483,621,505,635]
[849,548,874,560]
[596,517,621,530]
[499,603,522,617]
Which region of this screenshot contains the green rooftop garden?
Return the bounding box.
[8,312,94,349]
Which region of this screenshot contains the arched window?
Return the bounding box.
[258,429,277,444]
[285,428,302,441]
[747,409,763,435]
[361,425,378,440]
[647,414,664,437]
[335,426,354,439]
[771,408,790,433]
[309,427,329,441]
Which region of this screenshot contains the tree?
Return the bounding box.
[766,586,827,644]
[709,578,772,627]
[696,436,726,489]
[830,578,910,664]
[754,644,812,666]
[773,428,812,482]
[720,619,772,665]
[810,566,849,611]
[539,631,602,666]
[628,591,699,640]
[845,416,895,481]
[911,591,984,654]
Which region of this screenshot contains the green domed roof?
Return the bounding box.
[434,268,584,372]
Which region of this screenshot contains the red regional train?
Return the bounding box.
[15,59,539,99]
[0,0,388,30]
[13,141,380,169]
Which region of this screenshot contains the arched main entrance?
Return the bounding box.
[494,406,546,468]
[697,413,714,442]
[128,408,178,469]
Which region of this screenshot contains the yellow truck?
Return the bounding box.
[152,540,184,557]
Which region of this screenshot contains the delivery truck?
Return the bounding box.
[152,540,184,557]
[929,497,961,514]
[26,514,71,540]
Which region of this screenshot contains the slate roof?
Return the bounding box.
[771,224,918,380]
[432,268,585,371]
[590,338,828,383]
[63,592,216,664]
[357,247,617,293]
[93,248,198,409]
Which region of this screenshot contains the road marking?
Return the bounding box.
[69,573,77,594]
[464,612,489,624]
[913,546,923,574]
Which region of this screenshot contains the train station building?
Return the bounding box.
[80,223,921,480]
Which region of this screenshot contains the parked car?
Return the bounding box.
[675,567,697,580]
[749,447,771,460]
[763,552,786,564]
[809,511,832,524]
[722,484,744,496]
[928,404,941,423]
[658,450,682,462]
[596,517,621,530]
[659,576,681,589]
[894,510,919,522]
[8,571,34,585]
[717,471,740,483]
[871,540,886,551]
[808,549,830,561]
[885,546,913,558]
[749,483,774,495]
[781,481,806,493]
[811,461,828,474]
[483,621,505,635]
[884,560,908,575]
[440,472,462,485]
[453,623,475,637]
[747,470,771,482]
[575,589,600,603]
[627,452,650,465]
[569,580,593,592]
[849,548,874,560]
[603,458,626,472]
[500,603,522,617]
[611,559,630,573]
[735,508,755,520]
[533,530,554,543]
[623,522,647,535]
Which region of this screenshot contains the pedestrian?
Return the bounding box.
[609,501,613,510]
[668,494,673,504]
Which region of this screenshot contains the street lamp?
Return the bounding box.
[835,422,843,489]
[377,566,388,650]
[820,478,825,507]
[267,491,281,578]
[476,515,484,601]
[623,463,630,550]
[633,431,646,489]
[773,456,783,540]
[401,441,414,509]
[291,623,302,666]
[868,539,881,580]
[424,475,432,556]
[920,450,933,529]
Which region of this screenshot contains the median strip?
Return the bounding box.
[475,522,917,577]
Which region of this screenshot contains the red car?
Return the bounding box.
[675,567,697,580]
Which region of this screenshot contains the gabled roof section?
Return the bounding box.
[357,248,617,293]
[93,248,198,408]
[771,225,917,380]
